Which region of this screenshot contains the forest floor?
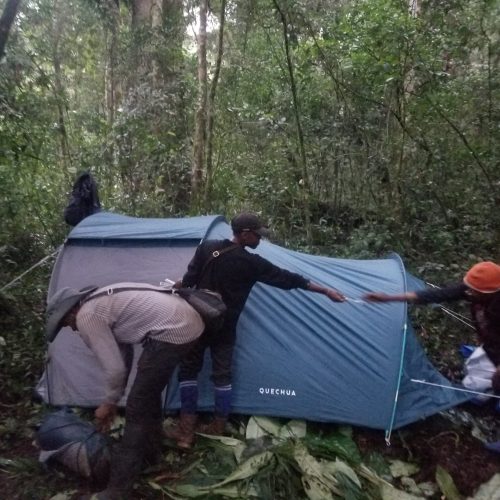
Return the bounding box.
[0,399,499,500]
[354,404,500,497]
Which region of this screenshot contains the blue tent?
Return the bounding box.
[37,212,468,438]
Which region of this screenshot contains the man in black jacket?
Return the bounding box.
[166,212,346,448]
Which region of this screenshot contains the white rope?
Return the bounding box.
[437,306,475,329]
[0,247,61,293]
[424,281,475,328]
[411,379,500,399]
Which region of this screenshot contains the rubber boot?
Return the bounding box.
[198,385,230,436]
[199,415,227,436]
[164,413,198,449]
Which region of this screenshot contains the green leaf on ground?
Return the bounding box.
[389,459,420,478]
[468,473,500,500]
[246,416,282,439]
[380,483,426,499]
[436,465,462,500]
[364,452,391,477]
[201,450,274,489]
[280,419,307,439]
[305,426,362,464]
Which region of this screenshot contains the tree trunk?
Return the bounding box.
[104,0,120,128]
[191,0,208,209]
[0,0,21,60]
[131,0,162,81]
[204,0,226,210]
[274,0,312,243]
[51,0,72,173]
[132,0,154,26]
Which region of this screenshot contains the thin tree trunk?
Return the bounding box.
[191,0,208,208]
[0,0,21,60]
[103,0,120,184]
[204,0,226,210]
[52,0,71,172]
[104,0,120,128]
[273,0,312,243]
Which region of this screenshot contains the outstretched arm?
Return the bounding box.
[307,281,346,302]
[363,291,418,303]
[252,254,346,302]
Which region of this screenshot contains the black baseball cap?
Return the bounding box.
[231,212,270,237]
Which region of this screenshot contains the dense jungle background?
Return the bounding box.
[0,0,499,498]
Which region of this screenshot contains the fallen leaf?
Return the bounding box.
[467,473,500,500]
[435,465,462,500]
[389,459,420,478]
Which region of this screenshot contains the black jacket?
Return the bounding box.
[182,239,309,321]
[416,283,500,365]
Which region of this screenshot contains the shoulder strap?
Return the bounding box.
[199,243,240,280]
[83,284,173,304]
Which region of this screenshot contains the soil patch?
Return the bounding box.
[354,403,500,497]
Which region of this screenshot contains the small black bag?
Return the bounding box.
[176,288,227,330]
[174,243,239,331]
[64,171,102,226]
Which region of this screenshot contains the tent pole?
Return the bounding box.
[385,321,408,446]
[385,253,411,446]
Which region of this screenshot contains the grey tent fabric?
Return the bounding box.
[37,211,469,435]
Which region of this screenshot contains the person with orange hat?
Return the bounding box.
[364,261,500,398]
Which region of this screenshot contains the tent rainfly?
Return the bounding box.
[37,212,468,439]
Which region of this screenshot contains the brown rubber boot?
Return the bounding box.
[198,416,227,436]
[164,413,197,449]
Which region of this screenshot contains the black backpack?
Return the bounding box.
[64,171,102,226]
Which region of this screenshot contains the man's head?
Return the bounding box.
[463,261,500,297]
[45,286,97,342]
[231,212,270,249]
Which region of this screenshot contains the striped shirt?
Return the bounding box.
[75,283,204,403]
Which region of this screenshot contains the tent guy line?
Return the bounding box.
[0,248,60,292]
[437,305,475,329]
[411,379,500,399]
[425,281,475,329]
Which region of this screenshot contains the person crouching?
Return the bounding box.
[45,283,205,499]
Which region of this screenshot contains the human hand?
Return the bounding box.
[363,293,392,302]
[94,403,117,432]
[492,368,500,394]
[326,289,346,302]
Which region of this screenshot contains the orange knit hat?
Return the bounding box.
[463,261,500,293]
